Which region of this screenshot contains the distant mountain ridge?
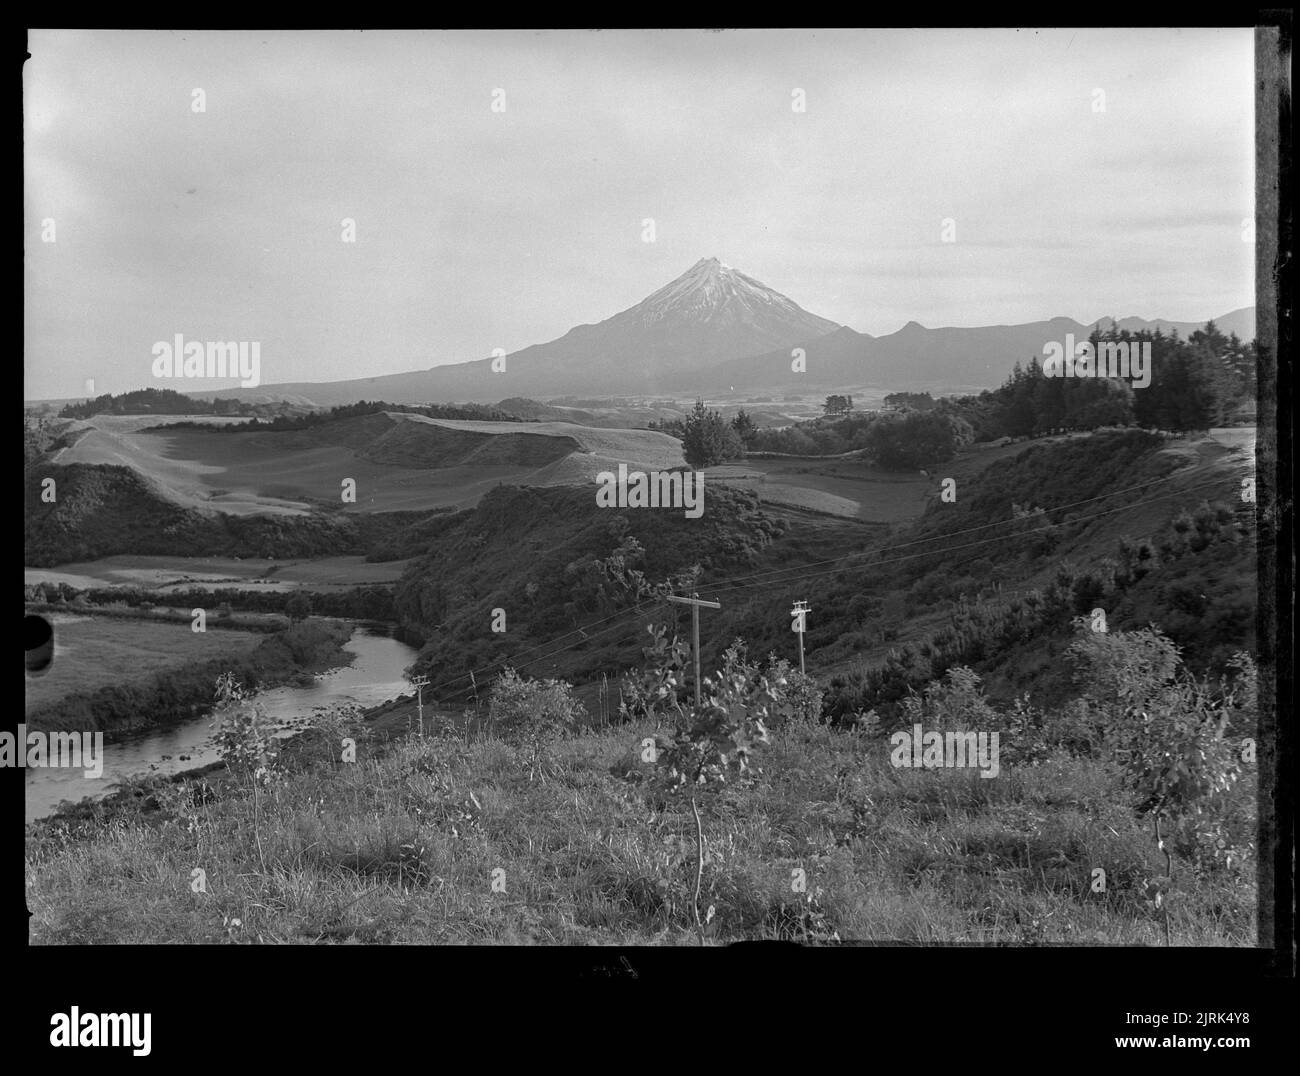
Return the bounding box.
[704,308,1257,393]
[146,259,1254,406]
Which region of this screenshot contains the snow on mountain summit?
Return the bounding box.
[477,256,844,389]
[628,258,837,339]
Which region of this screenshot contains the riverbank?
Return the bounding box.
[24,617,355,739]
[24,623,418,823]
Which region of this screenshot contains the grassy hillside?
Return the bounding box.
[231,413,579,469]
[393,483,801,698]
[811,431,1255,720]
[24,463,432,567]
[48,411,686,516]
[23,427,1260,948]
[25,667,1256,945]
[29,425,1255,741]
[384,429,1254,723]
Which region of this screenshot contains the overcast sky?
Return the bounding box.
[25,28,1255,400]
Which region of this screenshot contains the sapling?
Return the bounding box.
[630,636,796,944]
[1111,672,1243,945]
[208,671,307,872]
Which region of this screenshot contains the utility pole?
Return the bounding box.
[667,593,721,708]
[410,674,430,737]
[791,601,811,675]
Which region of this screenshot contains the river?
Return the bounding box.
[24,624,419,824]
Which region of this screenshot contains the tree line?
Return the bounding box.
[955,320,1255,441]
[154,398,520,433]
[57,387,270,420]
[649,320,1256,471]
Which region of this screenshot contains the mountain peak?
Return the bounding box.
[631,258,834,335]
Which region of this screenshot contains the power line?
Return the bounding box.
[421,584,670,699]
[423,598,666,701]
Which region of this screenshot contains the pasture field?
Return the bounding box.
[706,435,1103,522]
[24,614,263,712]
[708,458,936,522]
[712,429,1254,523]
[25,554,412,594]
[766,465,928,521]
[43,411,1159,529]
[50,412,686,515]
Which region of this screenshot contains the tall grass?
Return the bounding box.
[26,710,1256,946]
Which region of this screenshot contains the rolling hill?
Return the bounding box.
[380,425,1255,714]
[46,411,686,518]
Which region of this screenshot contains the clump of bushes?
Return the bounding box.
[487,668,586,742]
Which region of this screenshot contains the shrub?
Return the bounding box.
[209,671,280,781]
[487,668,586,742]
[1066,621,1254,943]
[619,624,690,725]
[285,593,312,622]
[899,665,996,728]
[1041,697,1110,757]
[896,666,1052,767]
[1065,622,1181,716]
[782,668,825,728]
